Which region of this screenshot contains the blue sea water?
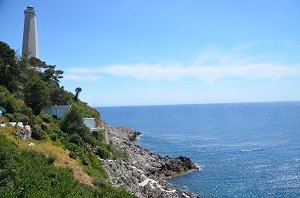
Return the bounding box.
[98,102,300,198]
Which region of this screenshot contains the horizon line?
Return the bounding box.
[95,100,300,108]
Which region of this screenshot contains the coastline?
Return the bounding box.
[100,123,200,198]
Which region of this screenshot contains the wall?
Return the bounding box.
[42,105,71,119]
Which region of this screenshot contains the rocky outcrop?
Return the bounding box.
[101,125,199,198]
[13,126,31,140]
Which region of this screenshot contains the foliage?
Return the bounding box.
[31,125,47,140]
[28,57,46,69]
[74,87,82,102]
[0,135,134,198]
[0,41,133,197]
[49,83,70,105]
[60,106,90,137]
[12,113,30,125]
[41,64,64,83]
[24,77,50,115]
[47,155,56,165]
[69,151,77,159]
[0,41,16,90]
[69,133,83,146]
[0,117,9,123]
[0,86,17,113]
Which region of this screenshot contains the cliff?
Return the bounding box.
[100,124,200,198]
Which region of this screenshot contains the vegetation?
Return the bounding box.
[0,135,134,197]
[0,41,133,197]
[74,87,82,102]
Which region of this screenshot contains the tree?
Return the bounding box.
[0,86,17,113]
[74,87,82,102]
[60,106,89,137]
[28,57,46,69]
[49,86,70,105]
[0,41,16,90]
[24,77,50,115]
[41,65,63,83]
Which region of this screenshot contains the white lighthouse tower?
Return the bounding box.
[22,6,39,58]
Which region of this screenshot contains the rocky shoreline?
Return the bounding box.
[101,124,200,198]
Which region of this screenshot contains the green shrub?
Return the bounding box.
[60,106,90,137]
[0,86,17,113]
[69,151,77,159]
[96,147,111,159]
[31,125,47,140]
[47,155,56,165]
[80,155,90,166]
[0,135,134,197]
[49,133,58,141]
[92,130,104,140]
[69,133,83,146]
[3,113,13,120]
[12,113,30,125]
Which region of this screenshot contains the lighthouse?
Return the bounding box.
[22,6,39,58]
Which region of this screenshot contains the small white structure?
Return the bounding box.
[8,122,24,128]
[0,122,24,128]
[42,105,71,119]
[83,118,100,132]
[0,122,31,132]
[0,110,2,117]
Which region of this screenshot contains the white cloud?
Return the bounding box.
[65,49,300,84]
[63,74,99,81]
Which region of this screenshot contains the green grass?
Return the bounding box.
[0,134,135,198]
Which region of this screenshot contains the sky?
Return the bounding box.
[0,0,300,106]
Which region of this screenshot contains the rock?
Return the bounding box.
[28,142,35,147]
[101,125,200,198]
[13,128,31,140]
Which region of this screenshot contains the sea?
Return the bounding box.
[97,102,300,198]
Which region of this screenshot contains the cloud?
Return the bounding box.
[63,74,99,81]
[65,47,300,84]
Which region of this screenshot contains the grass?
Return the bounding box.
[0,126,93,186]
[0,127,135,197]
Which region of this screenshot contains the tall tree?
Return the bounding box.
[60,106,89,137]
[0,41,16,90]
[74,87,82,102]
[24,77,50,114]
[41,65,64,83]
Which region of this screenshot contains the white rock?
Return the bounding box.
[28,142,35,146]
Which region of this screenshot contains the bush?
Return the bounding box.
[69,133,83,146]
[60,106,90,137]
[12,113,30,125]
[29,115,43,126]
[31,125,47,140]
[0,116,8,123]
[0,86,17,113]
[96,147,111,159]
[0,135,134,197]
[3,113,13,120]
[92,129,105,140]
[14,99,32,117]
[49,133,58,141]
[69,151,77,159]
[80,155,89,166]
[47,155,56,164]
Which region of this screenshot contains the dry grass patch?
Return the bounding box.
[0,127,93,186]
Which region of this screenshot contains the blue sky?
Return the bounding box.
[1,0,300,106]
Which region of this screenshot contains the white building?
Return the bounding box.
[42,105,71,119]
[83,118,101,132]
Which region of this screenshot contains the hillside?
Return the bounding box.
[0,41,199,198]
